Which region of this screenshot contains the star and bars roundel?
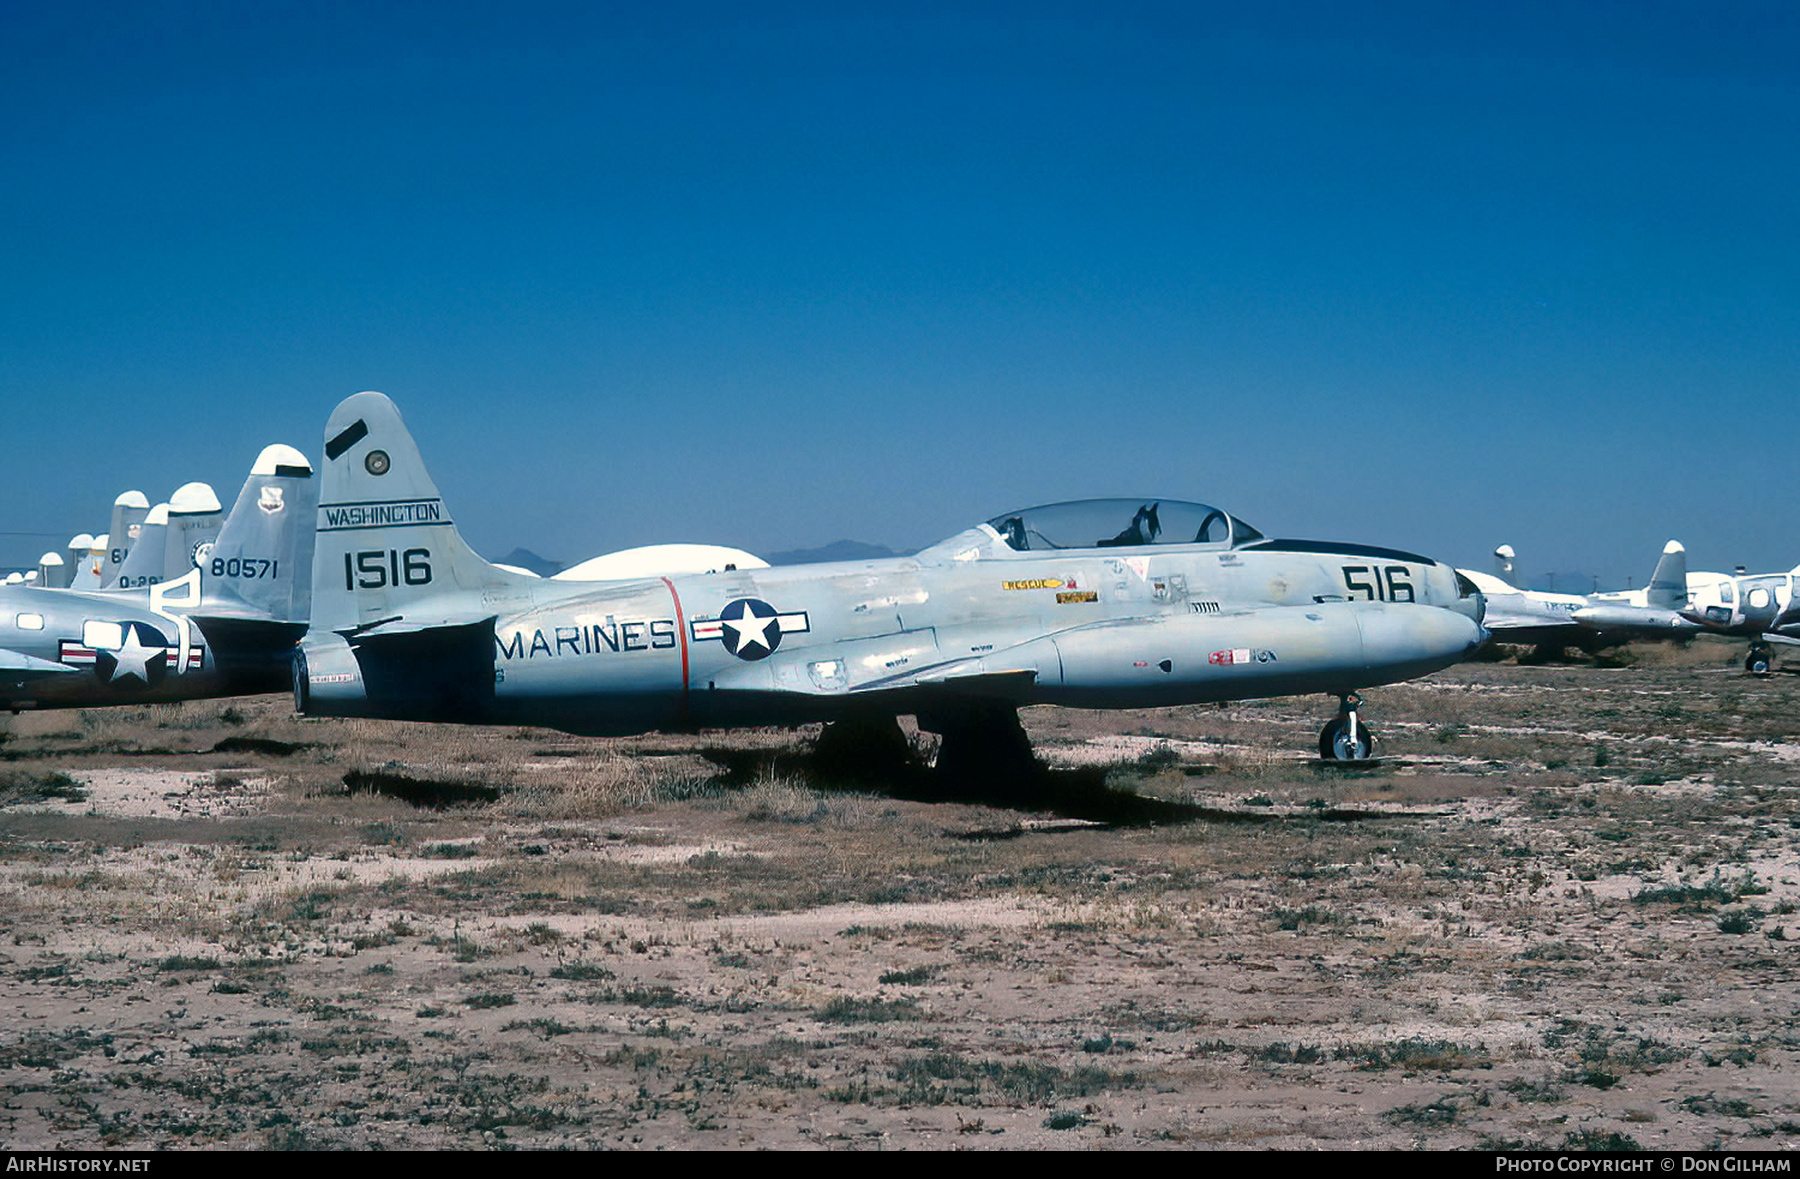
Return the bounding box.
[690,598,810,661]
[56,621,200,686]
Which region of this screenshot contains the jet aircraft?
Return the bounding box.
[294,393,1487,771]
[0,447,316,710]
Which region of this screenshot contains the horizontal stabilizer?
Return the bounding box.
[339,613,498,641]
[0,649,83,681]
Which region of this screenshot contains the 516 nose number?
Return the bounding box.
[1342,565,1415,602]
[344,549,432,589]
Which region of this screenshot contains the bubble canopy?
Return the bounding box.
[985,499,1265,552]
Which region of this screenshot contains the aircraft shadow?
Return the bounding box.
[698,745,1412,829]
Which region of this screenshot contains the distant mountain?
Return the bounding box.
[766,540,903,567]
[490,547,564,577]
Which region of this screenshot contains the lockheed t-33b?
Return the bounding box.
[296,393,1487,779]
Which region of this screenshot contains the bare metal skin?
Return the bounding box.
[299,393,1486,765]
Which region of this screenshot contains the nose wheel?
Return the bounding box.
[1319,692,1377,762]
[1746,644,1775,676]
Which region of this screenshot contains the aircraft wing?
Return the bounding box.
[705,629,1046,704]
[0,648,83,682]
[1475,607,1583,642]
[853,665,1040,699]
[1479,608,1572,633]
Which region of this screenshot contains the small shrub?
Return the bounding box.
[817,996,920,1024]
[1563,1129,1641,1151]
[1717,909,1762,935]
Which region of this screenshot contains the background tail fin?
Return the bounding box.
[197,444,318,624]
[313,391,527,633]
[162,482,224,581]
[102,492,150,588]
[1646,540,1687,611]
[114,504,169,587]
[1492,544,1516,584]
[68,534,103,589]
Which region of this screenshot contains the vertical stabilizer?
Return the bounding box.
[163,483,224,581]
[101,492,150,588]
[196,445,318,624]
[1492,545,1516,585]
[72,535,109,589]
[115,504,170,587]
[66,535,98,589]
[1646,540,1688,611]
[313,391,529,633]
[37,551,69,589]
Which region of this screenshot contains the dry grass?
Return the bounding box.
[2,641,1798,1149]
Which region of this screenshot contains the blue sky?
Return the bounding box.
[3,1,1796,588]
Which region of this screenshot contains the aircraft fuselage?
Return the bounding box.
[299,526,1485,736]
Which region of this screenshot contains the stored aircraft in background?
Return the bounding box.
[0,447,316,710]
[99,492,152,588]
[26,490,151,590]
[114,482,225,588]
[1678,565,1800,674]
[294,392,1487,772]
[1461,542,1729,655]
[26,482,225,592]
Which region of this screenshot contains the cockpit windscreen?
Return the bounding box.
[986,499,1265,552]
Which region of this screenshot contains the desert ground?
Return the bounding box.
[1,638,1796,1150]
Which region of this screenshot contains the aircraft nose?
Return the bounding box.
[1355,603,1487,670]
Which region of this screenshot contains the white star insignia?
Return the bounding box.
[108,625,163,684]
[722,605,777,654]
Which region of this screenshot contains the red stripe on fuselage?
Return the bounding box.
[661,576,690,713]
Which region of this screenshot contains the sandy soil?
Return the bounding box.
[1,638,1796,1150]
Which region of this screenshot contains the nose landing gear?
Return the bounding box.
[1746,644,1775,676]
[1319,691,1377,762]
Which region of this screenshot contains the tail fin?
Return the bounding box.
[37,551,69,589]
[114,504,170,587]
[1493,545,1516,584]
[1646,540,1687,611]
[101,492,150,589]
[68,534,104,589]
[162,483,224,581]
[313,391,528,633]
[195,444,318,624]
